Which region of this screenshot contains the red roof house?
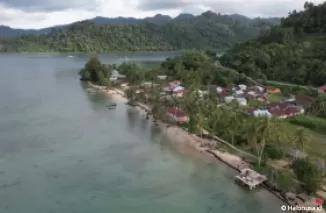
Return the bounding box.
[172,89,184,97]
[167,108,189,122]
[267,102,302,118]
[169,80,181,87]
[269,108,287,119]
[295,95,313,107]
[283,106,301,116]
[319,85,326,93]
[316,198,324,205]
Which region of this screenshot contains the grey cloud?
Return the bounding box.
[0,0,97,12]
[137,0,325,17]
[0,9,45,22]
[137,0,186,10]
[181,5,207,14]
[207,0,303,17]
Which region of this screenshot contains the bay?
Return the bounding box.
[0,53,287,213]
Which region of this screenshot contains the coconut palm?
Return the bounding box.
[225,112,241,145]
[125,87,136,102]
[245,118,260,150]
[257,117,273,167]
[245,117,272,167]
[293,127,309,152]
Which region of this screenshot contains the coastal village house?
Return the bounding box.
[110,70,125,81]
[141,81,159,88]
[319,85,326,93]
[236,97,247,106]
[120,81,129,88]
[253,109,272,118]
[166,107,189,122]
[157,75,167,80]
[244,102,302,119]
[266,87,281,94]
[218,84,269,106]
[162,80,185,97]
[267,102,303,118]
[284,95,312,109]
[238,84,247,91]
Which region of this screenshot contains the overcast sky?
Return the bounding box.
[0,0,324,29]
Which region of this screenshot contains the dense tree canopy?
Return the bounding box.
[79,56,112,85]
[220,2,326,86]
[0,11,279,52]
[159,50,250,87]
[291,158,323,194]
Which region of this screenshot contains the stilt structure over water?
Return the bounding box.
[235,168,267,190]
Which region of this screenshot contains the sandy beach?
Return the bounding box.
[87,83,213,155]
[87,82,254,166]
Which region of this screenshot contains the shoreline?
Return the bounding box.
[87,82,212,155]
[87,82,305,211]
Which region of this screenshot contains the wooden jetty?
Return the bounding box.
[235,168,267,190]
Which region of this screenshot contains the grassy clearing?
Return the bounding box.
[288,115,326,135]
[283,120,326,159]
[266,81,317,96]
[268,94,283,102]
[247,99,266,107]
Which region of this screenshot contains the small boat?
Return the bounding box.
[68,55,74,58]
[86,88,95,93]
[106,102,117,109]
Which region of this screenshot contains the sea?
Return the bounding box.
[0,52,288,213]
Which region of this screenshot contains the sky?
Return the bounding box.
[0,0,324,29]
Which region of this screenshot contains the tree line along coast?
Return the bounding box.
[78,1,326,211]
[79,48,326,210]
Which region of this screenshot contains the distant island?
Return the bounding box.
[0,11,279,52]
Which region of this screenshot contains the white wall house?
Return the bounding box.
[236,97,247,106]
[110,70,125,81]
[224,96,235,103]
[157,75,167,80]
[254,86,264,92]
[238,84,247,90]
[216,87,223,93]
[253,109,272,118]
[234,90,244,96]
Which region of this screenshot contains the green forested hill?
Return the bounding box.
[0,11,279,52]
[220,2,326,86]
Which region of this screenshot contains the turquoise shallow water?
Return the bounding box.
[0,53,287,213]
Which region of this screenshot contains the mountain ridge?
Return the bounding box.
[0,11,280,52]
[0,11,280,38]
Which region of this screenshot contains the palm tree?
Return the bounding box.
[245,117,272,167]
[225,112,241,145]
[246,119,260,150]
[151,89,166,122]
[293,127,309,152]
[125,87,136,102]
[257,117,272,167]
